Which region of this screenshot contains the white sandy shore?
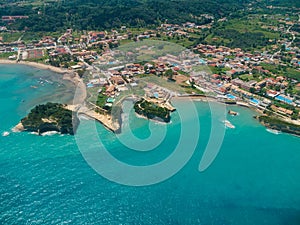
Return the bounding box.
[78,106,120,132]
[0,59,69,74]
[11,122,24,132]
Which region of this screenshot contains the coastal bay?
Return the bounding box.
[0,1,299,223]
[1,65,300,225]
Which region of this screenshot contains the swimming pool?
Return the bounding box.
[153,92,159,98]
[226,94,236,100]
[275,95,293,104]
[199,59,206,64]
[106,97,115,103]
[87,83,94,88]
[250,98,260,104]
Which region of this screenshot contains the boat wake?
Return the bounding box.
[266,128,281,135]
[41,131,60,136]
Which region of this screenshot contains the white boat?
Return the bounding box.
[266,128,281,135]
[223,120,235,129]
[2,131,10,136]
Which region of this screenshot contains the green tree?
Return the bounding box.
[165,69,174,80]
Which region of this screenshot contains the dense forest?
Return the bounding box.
[267,0,300,7]
[212,29,269,49]
[0,0,251,31]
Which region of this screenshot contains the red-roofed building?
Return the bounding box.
[266,90,279,98]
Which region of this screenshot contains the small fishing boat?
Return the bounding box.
[228,110,238,116]
[223,120,235,129]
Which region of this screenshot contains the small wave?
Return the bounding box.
[2,131,10,137]
[266,128,281,135]
[41,131,60,136]
[153,120,170,125]
[78,115,91,120]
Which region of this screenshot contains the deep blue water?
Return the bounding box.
[1,65,300,225]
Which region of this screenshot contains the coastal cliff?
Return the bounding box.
[17,102,79,135]
[255,115,300,136]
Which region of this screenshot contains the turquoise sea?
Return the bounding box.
[1,65,300,224]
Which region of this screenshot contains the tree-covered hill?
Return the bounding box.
[134,98,172,122]
[0,0,251,31]
[20,102,79,135]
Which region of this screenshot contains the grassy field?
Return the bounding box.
[204,15,281,50]
[0,52,16,59]
[208,66,230,75]
[260,63,300,81]
[223,18,281,39]
[1,32,23,42]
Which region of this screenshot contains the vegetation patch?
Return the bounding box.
[21,102,78,135]
[256,115,300,136]
[134,98,171,123]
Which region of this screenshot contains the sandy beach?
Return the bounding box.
[78,106,120,132]
[0,59,69,74]
[0,59,87,106]
[63,72,87,104]
[11,122,24,132]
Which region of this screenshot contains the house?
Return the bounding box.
[71,65,82,70]
[110,76,125,85]
[231,78,244,87]
[211,74,220,79]
[89,31,106,40]
[22,49,44,59]
[241,80,257,91]
[276,107,293,116]
[105,85,115,95]
[256,80,266,88]
[2,15,28,22]
[266,90,279,98]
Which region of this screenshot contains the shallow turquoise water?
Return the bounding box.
[1,65,300,224]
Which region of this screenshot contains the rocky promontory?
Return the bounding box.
[255,115,300,136]
[134,98,172,123]
[15,102,79,135]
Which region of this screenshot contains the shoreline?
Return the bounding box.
[1,59,88,111]
[173,94,300,137]
[0,59,70,74]
[77,106,120,133]
[11,94,300,138]
[4,60,298,137]
[134,112,170,125]
[1,59,115,134]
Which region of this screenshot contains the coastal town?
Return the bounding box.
[1,4,300,134]
[3,1,300,225]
